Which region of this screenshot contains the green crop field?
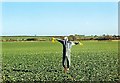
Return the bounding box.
[2,41,119,82]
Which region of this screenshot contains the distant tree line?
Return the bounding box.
[1,34,120,42]
[67,34,120,41]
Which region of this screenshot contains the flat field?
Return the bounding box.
[2,41,119,81]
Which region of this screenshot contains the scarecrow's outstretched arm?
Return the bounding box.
[56,38,64,44]
[52,37,64,44]
[74,42,79,45]
[70,41,83,46]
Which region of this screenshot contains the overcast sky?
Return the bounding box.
[2,2,118,36]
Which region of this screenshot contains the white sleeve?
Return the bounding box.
[71,41,75,46]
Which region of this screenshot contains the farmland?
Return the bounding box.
[2,41,119,82]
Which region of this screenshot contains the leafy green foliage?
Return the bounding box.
[2,41,119,81]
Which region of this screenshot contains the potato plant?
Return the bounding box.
[2,41,119,82]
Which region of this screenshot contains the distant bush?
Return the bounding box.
[26,38,38,41]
